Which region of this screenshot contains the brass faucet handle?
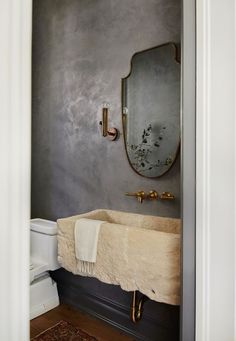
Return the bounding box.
[147,190,158,200]
[125,191,146,203]
[137,191,146,203]
[160,191,175,200]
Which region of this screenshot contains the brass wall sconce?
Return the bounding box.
[99,103,119,141]
[125,190,175,203]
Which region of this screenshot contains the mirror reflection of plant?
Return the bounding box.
[127,124,170,172]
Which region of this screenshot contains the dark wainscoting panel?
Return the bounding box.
[51,269,179,341]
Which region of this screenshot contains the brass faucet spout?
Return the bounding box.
[125,191,146,204]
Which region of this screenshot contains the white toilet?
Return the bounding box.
[30,218,60,320]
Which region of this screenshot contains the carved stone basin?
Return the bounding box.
[57,209,180,305]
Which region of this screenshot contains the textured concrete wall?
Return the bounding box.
[32,0,181,220]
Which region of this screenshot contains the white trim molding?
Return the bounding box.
[0,1,32,340]
[196,1,236,340]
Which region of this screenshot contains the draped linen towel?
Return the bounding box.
[74,218,105,274]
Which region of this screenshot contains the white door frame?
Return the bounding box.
[0,1,32,340]
[196,1,236,340]
[0,1,235,340]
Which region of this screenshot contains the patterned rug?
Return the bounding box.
[31,320,98,341]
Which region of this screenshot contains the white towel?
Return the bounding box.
[74,218,105,274]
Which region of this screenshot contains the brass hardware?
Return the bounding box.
[160,191,175,200]
[125,190,174,203]
[147,190,174,200]
[102,106,108,137]
[130,291,149,323]
[125,190,146,203]
[99,103,119,141]
[147,190,158,200]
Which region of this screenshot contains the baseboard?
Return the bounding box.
[51,269,179,341]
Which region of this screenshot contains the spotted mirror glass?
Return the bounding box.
[122,43,180,178]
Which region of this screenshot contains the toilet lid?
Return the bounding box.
[30,219,57,235]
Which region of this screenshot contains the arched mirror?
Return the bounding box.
[122,43,180,178]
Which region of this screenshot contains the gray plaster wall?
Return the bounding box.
[32,0,181,220]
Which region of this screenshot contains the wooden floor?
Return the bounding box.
[30,304,135,341]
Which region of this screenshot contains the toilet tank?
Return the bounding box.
[30,219,60,271]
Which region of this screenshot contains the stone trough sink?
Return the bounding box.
[57,209,181,305]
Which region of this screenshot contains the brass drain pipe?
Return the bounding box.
[130,291,149,323]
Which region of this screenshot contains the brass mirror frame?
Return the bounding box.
[121,42,181,178]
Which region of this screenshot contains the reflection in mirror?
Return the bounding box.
[122,43,180,178]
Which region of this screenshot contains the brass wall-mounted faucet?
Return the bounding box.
[125,191,146,203]
[125,190,174,203]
